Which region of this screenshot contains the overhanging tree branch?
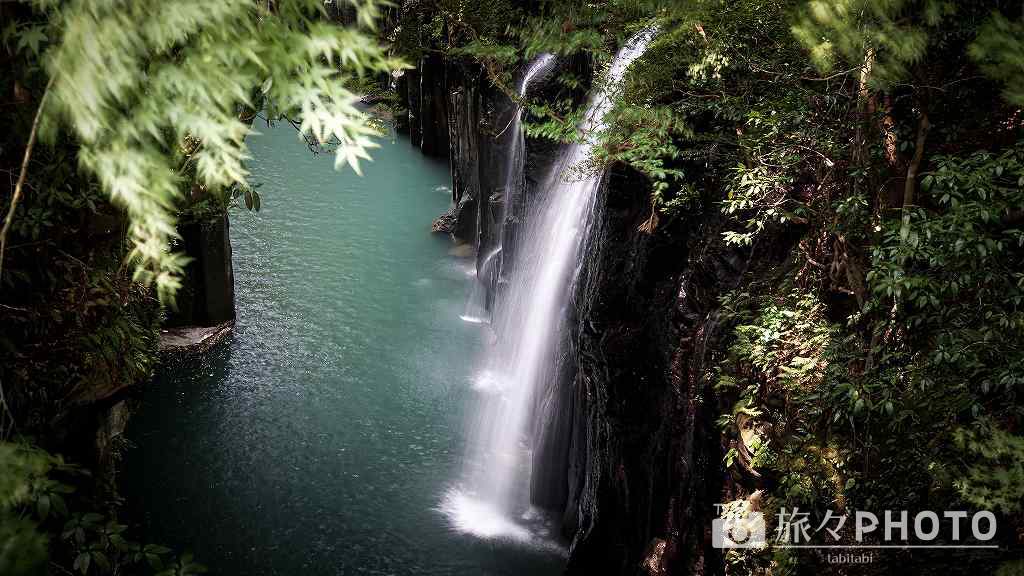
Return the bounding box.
[0,75,55,283]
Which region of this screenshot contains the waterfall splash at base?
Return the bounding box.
[445,29,658,545]
[459,247,502,325]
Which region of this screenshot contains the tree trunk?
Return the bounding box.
[903,110,930,209]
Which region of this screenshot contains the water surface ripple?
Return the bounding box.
[124,122,565,576]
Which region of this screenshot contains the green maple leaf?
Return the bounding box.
[16,26,46,56]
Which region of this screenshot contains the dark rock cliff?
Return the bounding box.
[557,165,802,574]
[561,168,731,574]
[406,56,489,244]
[165,214,236,328]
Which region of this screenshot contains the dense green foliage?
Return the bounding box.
[0,442,208,576]
[7,0,400,301]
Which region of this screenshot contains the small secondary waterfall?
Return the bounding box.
[461,54,555,325]
[444,30,657,543]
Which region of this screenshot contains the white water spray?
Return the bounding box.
[444,30,658,543]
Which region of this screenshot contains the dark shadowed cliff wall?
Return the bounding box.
[165,215,236,328]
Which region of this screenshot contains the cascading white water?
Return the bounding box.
[461,53,555,325]
[443,30,657,543]
[459,246,502,325]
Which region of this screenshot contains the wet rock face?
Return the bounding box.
[430,193,475,241]
[404,54,452,161]
[444,62,486,245]
[556,165,753,575]
[557,158,802,574]
[406,67,422,146]
[165,214,236,328]
[558,164,693,573]
[408,56,500,245]
[419,53,451,158]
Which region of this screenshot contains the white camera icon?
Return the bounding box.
[712,512,766,548]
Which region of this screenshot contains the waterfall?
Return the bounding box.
[460,53,555,325]
[443,30,657,544]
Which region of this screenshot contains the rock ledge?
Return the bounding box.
[158,321,233,357]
